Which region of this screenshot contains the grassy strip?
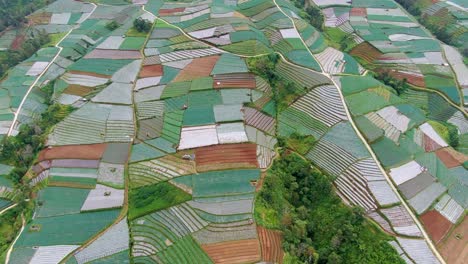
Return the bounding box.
[128,182,191,220]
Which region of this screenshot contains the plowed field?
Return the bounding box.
[257,226,284,263]
[140,64,164,78]
[195,143,258,171]
[213,73,256,89]
[175,56,219,81]
[421,210,453,243]
[202,239,261,264]
[38,143,108,161]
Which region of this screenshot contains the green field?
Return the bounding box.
[129,182,191,220]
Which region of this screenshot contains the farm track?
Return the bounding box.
[0,203,17,216]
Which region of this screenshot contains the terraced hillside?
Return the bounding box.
[0,0,465,263]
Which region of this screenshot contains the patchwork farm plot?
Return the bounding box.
[2,0,466,263]
[315,0,467,105]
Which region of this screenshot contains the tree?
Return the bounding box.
[305,6,324,31]
[133,18,152,33]
[106,20,119,31]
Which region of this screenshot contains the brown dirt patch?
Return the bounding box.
[174,56,219,82]
[213,73,256,89]
[350,8,367,17]
[159,7,185,16]
[349,42,383,63]
[195,143,258,171]
[63,84,93,96]
[257,226,284,263]
[438,216,467,264]
[38,143,108,161]
[202,239,261,264]
[140,64,164,78]
[436,148,468,168]
[421,210,453,243]
[388,70,426,87]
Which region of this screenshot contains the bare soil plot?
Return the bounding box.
[38,144,108,161]
[140,64,164,78]
[195,143,258,171]
[438,217,467,264]
[213,73,256,89]
[421,210,453,244]
[257,226,284,263]
[174,56,219,81]
[389,70,426,88]
[202,239,261,264]
[436,148,468,168]
[63,84,93,96]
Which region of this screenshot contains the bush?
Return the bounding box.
[105,20,119,31]
[133,18,152,33]
[128,182,191,219]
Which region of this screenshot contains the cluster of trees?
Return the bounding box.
[373,70,409,95]
[255,150,405,264]
[133,18,152,33]
[247,54,304,112]
[0,0,53,32]
[0,29,50,77]
[291,0,324,31]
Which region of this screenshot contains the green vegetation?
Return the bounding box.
[128,182,191,220]
[133,18,152,33]
[0,206,23,262]
[373,70,409,95]
[324,27,356,52]
[43,32,67,47]
[126,27,149,37]
[255,150,404,264]
[281,133,315,155]
[428,120,459,148]
[247,54,304,112]
[105,20,120,31]
[0,29,50,77]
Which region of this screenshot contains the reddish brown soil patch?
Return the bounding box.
[195,143,258,171]
[202,239,261,264]
[140,64,164,78]
[159,7,185,16]
[84,49,142,60]
[350,8,367,17]
[174,56,219,82]
[436,148,467,168]
[438,217,467,264]
[213,73,256,89]
[257,226,284,263]
[388,70,426,87]
[38,143,108,161]
[421,210,453,243]
[64,84,93,96]
[349,42,383,63]
[423,134,442,152]
[11,34,25,50]
[68,70,111,79]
